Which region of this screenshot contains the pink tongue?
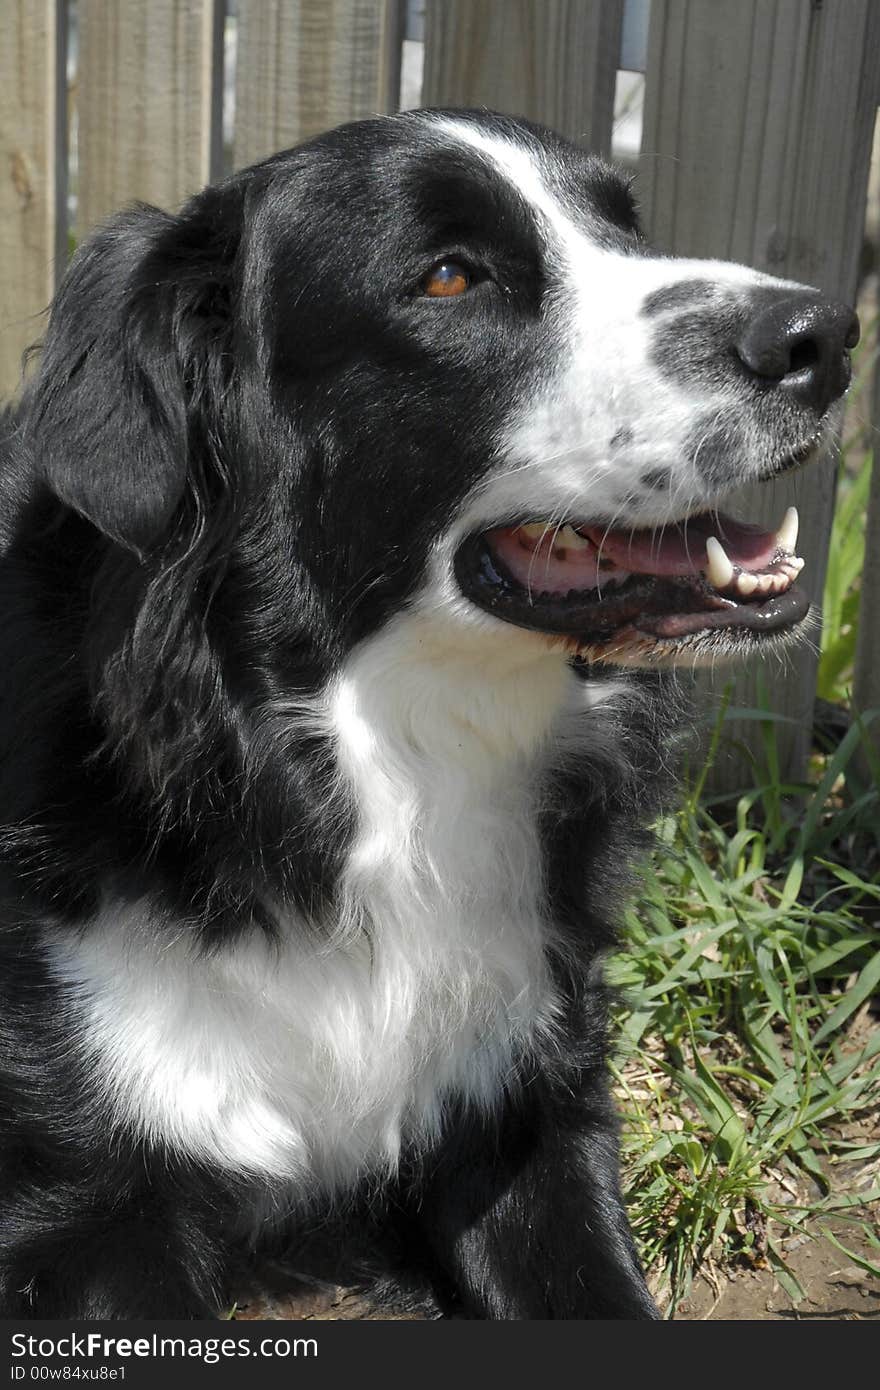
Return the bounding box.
[581,514,779,577]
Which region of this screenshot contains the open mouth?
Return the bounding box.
[454,507,811,661]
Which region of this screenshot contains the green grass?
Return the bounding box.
[818,446,873,706]
[613,312,880,1315]
[818,310,877,706]
[613,711,880,1314]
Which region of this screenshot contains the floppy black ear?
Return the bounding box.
[29,201,235,551]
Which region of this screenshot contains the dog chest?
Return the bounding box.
[45,623,589,1187]
[45,852,557,1189]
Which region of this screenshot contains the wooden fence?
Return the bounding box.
[2,0,879,792]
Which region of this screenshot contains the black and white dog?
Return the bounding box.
[0,109,857,1319]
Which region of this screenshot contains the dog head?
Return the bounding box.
[28,109,858,674]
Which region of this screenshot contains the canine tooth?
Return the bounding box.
[735,572,759,595]
[776,505,799,554]
[555,524,592,550]
[519,523,549,542]
[705,536,734,589]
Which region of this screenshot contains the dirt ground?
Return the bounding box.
[232,1206,879,1321]
[674,1222,879,1320]
[232,1245,878,1321]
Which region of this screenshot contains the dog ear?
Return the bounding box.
[29,201,236,551]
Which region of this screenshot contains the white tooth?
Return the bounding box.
[520,523,549,542]
[556,524,592,551]
[756,574,774,593]
[776,505,799,554]
[736,572,759,595]
[706,536,734,589]
[790,556,805,572]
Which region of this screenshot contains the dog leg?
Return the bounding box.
[0,1185,228,1319]
[408,1074,659,1320]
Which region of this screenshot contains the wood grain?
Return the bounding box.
[234,0,405,170]
[0,0,66,396]
[422,0,623,152]
[640,0,880,790]
[77,0,224,236]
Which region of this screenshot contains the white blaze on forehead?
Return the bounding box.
[430,114,799,533]
[432,114,790,294]
[434,116,586,269]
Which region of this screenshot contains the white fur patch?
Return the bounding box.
[434,116,802,531]
[45,609,626,1191]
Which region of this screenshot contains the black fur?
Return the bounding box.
[0,109,721,1321]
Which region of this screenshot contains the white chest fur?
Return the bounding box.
[46,617,622,1190]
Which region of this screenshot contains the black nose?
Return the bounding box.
[735,291,860,414]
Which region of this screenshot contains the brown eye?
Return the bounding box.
[422,261,472,298]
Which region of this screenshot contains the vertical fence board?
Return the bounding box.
[234,0,404,170]
[640,0,880,791]
[77,0,224,237]
[422,0,623,152]
[0,0,66,397]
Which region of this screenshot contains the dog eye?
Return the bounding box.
[421,261,472,298]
